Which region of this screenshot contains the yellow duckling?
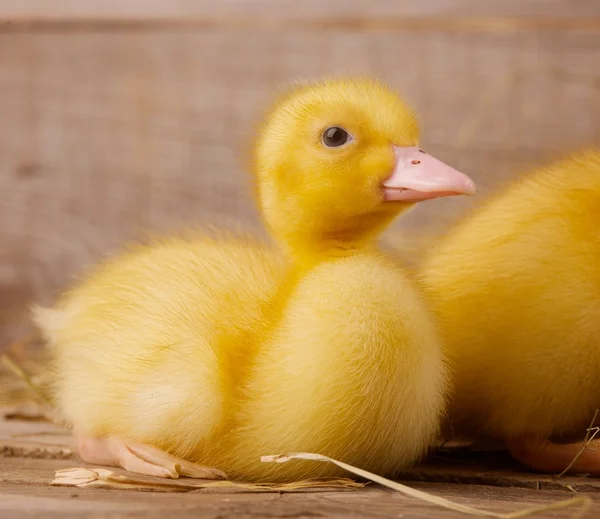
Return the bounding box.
[34,77,475,482]
[421,149,600,475]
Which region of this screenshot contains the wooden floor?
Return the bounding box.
[1,409,598,519]
[0,468,595,519]
[1,458,598,519]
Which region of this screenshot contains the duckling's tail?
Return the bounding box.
[30,304,65,348]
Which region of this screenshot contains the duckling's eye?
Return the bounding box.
[322,127,352,148]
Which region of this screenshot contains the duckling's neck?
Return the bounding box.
[280,231,377,273]
[267,208,401,272]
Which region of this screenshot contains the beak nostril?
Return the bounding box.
[411,160,421,165]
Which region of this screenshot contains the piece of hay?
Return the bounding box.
[52,467,364,493]
[262,452,593,519]
[557,409,600,478]
[1,352,52,407]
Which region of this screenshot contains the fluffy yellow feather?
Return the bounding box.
[34,77,475,482]
[420,148,600,474]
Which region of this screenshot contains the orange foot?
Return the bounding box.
[74,428,227,479]
[507,435,600,475]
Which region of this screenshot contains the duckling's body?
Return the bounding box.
[421,149,600,474]
[38,237,446,481]
[35,78,475,482]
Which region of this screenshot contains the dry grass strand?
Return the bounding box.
[556,409,600,478]
[262,452,593,519]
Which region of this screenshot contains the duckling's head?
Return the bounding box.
[253,77,475,256]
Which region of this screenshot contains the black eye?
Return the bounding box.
[322,127,351,148]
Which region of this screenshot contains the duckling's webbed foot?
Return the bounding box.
[74,429,227,480]
[507,435,600,476]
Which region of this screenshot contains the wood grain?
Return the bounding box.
[0,460,597,518]
[0,7,599,344]
[1,0,600,21]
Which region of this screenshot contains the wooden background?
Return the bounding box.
[1,1,599,345]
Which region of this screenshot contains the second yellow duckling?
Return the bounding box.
[421,149,600,475]
[34,77,475,482]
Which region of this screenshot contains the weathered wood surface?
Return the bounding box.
[2,0,600,22]
[2,452,600,518]
[0,3,599,345]
[1,471,596,519]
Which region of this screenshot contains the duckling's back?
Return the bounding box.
[35,232,286,453]
[421,149,600,440]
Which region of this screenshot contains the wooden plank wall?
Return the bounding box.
[2,1,600,21]
[1,1,599,344]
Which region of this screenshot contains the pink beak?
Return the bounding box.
[382,146,476,202]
